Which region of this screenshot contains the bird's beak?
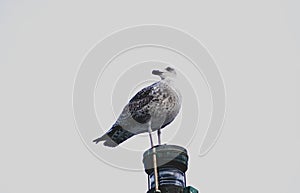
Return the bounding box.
[152,70,163,76]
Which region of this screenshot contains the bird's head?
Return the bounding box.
[152,67,177,80]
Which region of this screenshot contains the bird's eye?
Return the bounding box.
[165,67,174,72]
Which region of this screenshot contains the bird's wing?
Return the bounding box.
[127,82,158,124]
[93,82,158,147]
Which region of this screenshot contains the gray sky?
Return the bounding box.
[0,1,299,193]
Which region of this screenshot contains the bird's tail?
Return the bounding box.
[92,135,107,144]
[93,124,135,147]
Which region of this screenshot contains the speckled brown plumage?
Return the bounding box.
[93,67,181,147]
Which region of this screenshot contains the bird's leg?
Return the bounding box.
[157,129,161,145]
[147,122,154,148]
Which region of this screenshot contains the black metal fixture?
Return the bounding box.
[143,145,199,193]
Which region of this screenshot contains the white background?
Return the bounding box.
[0,1,299,193]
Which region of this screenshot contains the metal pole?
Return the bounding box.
[147,122,160,193]
[152,147,160,193]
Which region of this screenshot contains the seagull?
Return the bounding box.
[93,67,182,147]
